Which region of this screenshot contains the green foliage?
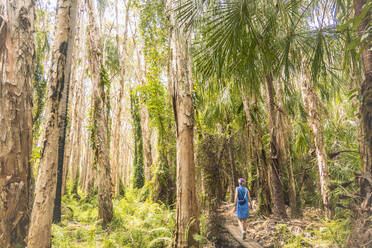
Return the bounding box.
[119,179,126,197]
[138,0,169,69]
[32,56,47,138]
[131,91,145,189]
[101,64,111,144]
[135,0,176,205]
[52,189,175,248]
[274,216,352,248]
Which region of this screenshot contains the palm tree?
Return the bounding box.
[354,0,371,199]
[176,0,347,219]
[176,0,290,219]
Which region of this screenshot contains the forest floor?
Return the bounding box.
[51,190,351,248]
[217,202,351,248]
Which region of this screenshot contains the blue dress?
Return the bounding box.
[236,186,249,219]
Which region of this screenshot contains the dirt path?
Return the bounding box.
[215,203,263,248]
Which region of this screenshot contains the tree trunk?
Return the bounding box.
[264,75,287,219]
[28,0,77,246]
[61,61,76,197]
[354,0,372,198]
[53,0,77,223]
[63,8,83,195]
[241,92,271,215]
[228,137,238,203]
[134,35,153,183]
[346,2,372,246]
[141,101,152,182]
[70,16,86,186]
[277,83,301,217]
[300,65,332,218]
[168,1,199,246]
[112,0,130,196]
[85,0,113,227]
[0,2,34,247]
[27,0,77,246]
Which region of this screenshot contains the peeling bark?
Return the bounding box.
[300,64,332,218]
[85,0,113,227]
[0,1,34,247]
[28,0,78,246]
[168,0,200,246]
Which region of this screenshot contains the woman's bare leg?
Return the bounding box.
[237,218,244,232]
[242,219,247,232]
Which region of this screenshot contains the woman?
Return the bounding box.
[234,178,250,240]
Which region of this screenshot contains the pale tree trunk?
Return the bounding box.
[277,83,300,217]
[60,23,77,196]
[28,0,78,246]
[112,0,130,195]
[85,0,113,227]
[62,8,83,195]
[300,65,332,218]
[52,0,78,224]
[140,101,152,182]
[168,1,199,247]
[69,69,83,184]
[70,15,86,185]
[264,75,287,219]
[133,33,153,183]
[241,92,272,215]
[151,126,159,163]
[0,2,34,247]
[79,130,90,192]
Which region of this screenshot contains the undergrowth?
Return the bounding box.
[274,216,351,248]
[52,188,175,248]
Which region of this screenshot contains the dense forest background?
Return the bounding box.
[0,0,371,247]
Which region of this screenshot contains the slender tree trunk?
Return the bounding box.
[264,75,287,219]
[354,0,372,198]
[241,92,272,215]
[277,83,300,217]
[228,137,238,203]
[112,0,130,195]
[168,1,199,246]
[141,100,153,182]
[53,0,78,224]
[85,0,113,227]
[28,0,77,246]
[53,0,77,223]
[61,61,76,196]
[300,65,332,218]
[134,36,153,183]
[70,17,86,185]
[70,69,84,183]
[0,2,34,247]
[63,9,83,195]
